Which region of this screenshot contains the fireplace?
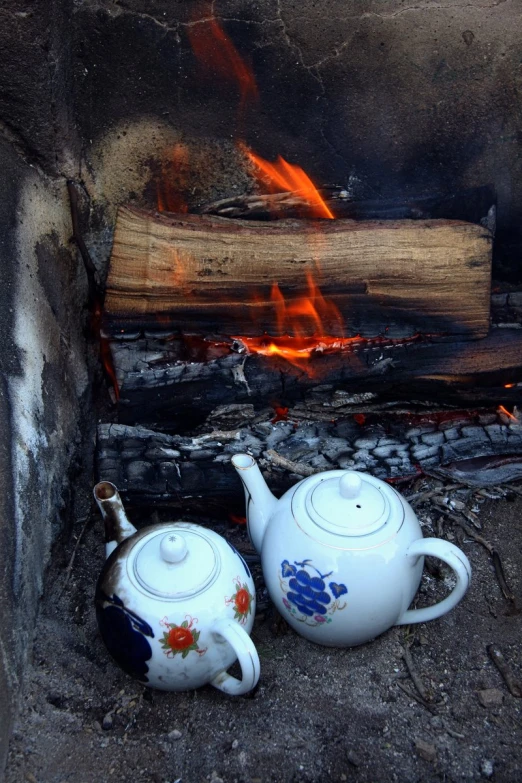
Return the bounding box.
[2,1,522,778]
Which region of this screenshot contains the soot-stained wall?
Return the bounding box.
[72,0,522,276]
[1,0,522,773]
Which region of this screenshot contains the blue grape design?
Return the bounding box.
[280,559,348,626]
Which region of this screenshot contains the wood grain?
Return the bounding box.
[105,206,492,339]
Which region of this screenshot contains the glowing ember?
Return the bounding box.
[271,405,289,424]
[242,146,335,219]
[498,404,519,421]
[94,303,120,400]
[229,514,247,525]
[233,271,349,375]
[234,332,427,377]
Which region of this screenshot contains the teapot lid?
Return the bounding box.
[127,525,220,600]
[297,470,396,539]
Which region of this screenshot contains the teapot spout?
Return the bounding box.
[231,454,277,554]
[93,481,137,557]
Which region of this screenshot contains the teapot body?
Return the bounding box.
[261,480,424,646]
[231,461,472,648]
[96,522,259,692]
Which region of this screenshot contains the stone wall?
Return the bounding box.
[0,1,87,773]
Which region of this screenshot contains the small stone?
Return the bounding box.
[231,738,239,750]
[102,713,114,730]
[25,774,38,783]
[478,688,504,708]
[168,729,182,740]
[480,759,494,778]
[414,738,437,762]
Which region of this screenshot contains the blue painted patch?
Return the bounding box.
[226,539,251,578]
[280,558,348,625]
[96,591,154,683]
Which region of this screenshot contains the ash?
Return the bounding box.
[5,480,522,783]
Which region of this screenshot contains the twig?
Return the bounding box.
[395,680,440,715]
[505,483,522,497]
[407,484,464,506]
[429,504,516,602]
[265,449,320,477]
[487,645,522,697]
[198,191,322,218]
[402,645,429,701]
[443,722,465,740]
[61,515,91,592]
[491,551,516,602]
[192,429,240,444]
[455,520,494,554]
[433,503,493,552]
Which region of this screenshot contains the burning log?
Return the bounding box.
[96,404,522,514]
[104,206,492,338]
[109,326,522,429]
[198,185,496,226]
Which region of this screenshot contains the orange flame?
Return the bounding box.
[233,272,350,376]
[187,14,258,114]
[243,147,335,219]
[93,303,120,400]
[271,271,343,337]
[498,405,518,421]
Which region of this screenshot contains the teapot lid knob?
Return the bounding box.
[160,533,188,563]
[339,472,362,499]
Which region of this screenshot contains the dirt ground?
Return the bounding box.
[5,485,522,783]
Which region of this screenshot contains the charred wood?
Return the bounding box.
[96,406,522,514]
[198,185,496,229]
[110,327,522,430]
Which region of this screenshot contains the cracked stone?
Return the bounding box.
[478,688,504,708]
[414,738,437,762]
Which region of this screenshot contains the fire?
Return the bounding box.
[498,405,519,421]
[272,272,343,336]
[243,146,335,219]
[94,303,120,400]
[187,13,258,114]
[233,271,347,375]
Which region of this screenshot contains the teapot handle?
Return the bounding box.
[209,618,261,696]
[396,538,472,626]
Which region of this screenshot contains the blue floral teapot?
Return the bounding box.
[232,455,471,647]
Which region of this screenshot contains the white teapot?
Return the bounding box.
[94,482,260,694]
[232,455,471,647]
